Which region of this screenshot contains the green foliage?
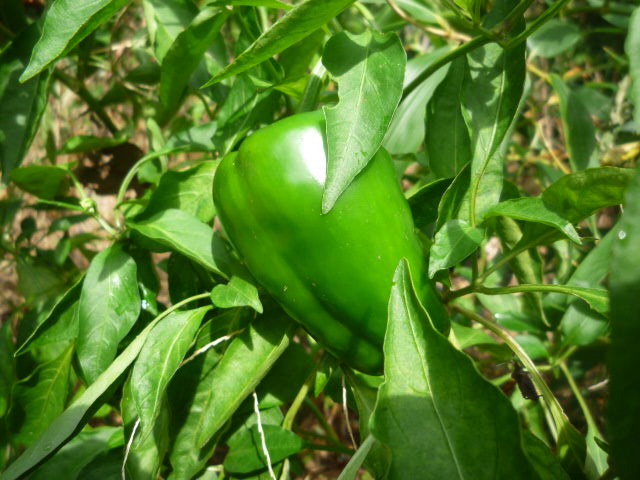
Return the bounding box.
[1,0,638,478]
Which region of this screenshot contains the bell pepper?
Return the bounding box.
[213,110,449,374]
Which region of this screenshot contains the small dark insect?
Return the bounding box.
[511,361,541,401]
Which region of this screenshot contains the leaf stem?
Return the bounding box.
[67,169,119,236]
[113,152,159,227]
[451,304,577,445]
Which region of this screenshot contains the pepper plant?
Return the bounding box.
[1,0,639,479]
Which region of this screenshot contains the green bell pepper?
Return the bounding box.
[213,110,449,374]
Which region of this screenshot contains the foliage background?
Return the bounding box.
[1,0,640,479]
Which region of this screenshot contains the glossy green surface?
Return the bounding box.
[213,111,448,374]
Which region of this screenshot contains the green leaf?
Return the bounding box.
[20,0,130,81]
[281,39,324,88]
[450,322,501,350]
[337,435,376,480]
[16,278,82,355]
[166,346,223,480]
[428,219,485,277]
[210,276,263,313]
[542,167,634,223]
[407,178,452,228]
[8,344,73,447]
[76,243,141,384]
[313,353,338,397]
[493,216,548,327]
[74,447,123,479]
[527,19,581,58]
[384,47,450,155]
[462,2,526,223]
[608,164,640,478]
[58,134,128,154]
[195,313,295,447]
[435,163,470,230]
[15,257,67,307]
[0,308,166,480]
[10,165,68,199]
[159,8,228,114]
[202,0,354,87]
[322,30,405,213]
[549,231,615,345]
[370,260,537,478]
[481,284,608,316]
[210,0,293,8]
[254,342,315,409]
[550,75,596,171]
[224,424,304,474]
[425,57,471,179]
[520,430,570,480]
[28,427,123,480]
[132,308,208,440]
[625,6,640,132]
[0,322,14,418]
[560,301,608,347]
[343,370,389,477]
[515,333,549,360]
[164,122,218,152]
[484,197,581,244]
[140,161,218,223]
[212,77,277,155]
[168,312,295,479]
[511,167,634,253]
[121,375,169,480]
[167,253,214,307]
[128,209,233,278]
[0,24,51,180]
[143,0,198,62]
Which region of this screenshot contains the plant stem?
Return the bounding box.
[479,229,555,281]
[504,0,571,49]
[161,293,211,321]
[402,35,491,100]
[558,361,602,437]
[500,0,535,33]
[67,169,119,236]
[303,397,341,443]
[282,364,319,431]
[54,70,118,135]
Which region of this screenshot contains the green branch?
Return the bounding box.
[402,35,490,100]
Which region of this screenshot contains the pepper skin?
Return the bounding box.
[213,111,449,374]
